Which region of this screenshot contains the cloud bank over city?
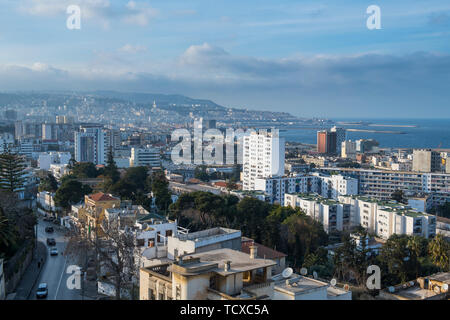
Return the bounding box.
[1,0,450,118]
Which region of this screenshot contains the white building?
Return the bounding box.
[285,193,353,233]
[37,152,71,170]
[130,147,161,167]
[49,164,70,181]
[243,130,285,191]
[341,140,356,159]
[254,173,357,206]
[314,173,358,200]
[339,195,436,239]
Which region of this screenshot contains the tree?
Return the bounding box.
[151,171,172,213]
[0,207,16,248]
[378,234,419,285]
[54,178,92,209]
[104,147,120,184]
[72,162,98,178]
[38,173,58,192]
[0,146,26,193]
[435,202,450,219]
[194,165,210,182]
[281,212,328,267]
[65,217,137,300]
[391,189,406,204]
[428,234,450,271]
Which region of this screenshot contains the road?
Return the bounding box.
[30,218,83,300]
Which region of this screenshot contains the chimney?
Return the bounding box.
[224,260,231,272]
[249,245,258,259]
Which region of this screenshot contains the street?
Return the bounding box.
[29,218,82,300]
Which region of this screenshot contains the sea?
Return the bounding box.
[279,118,450,149]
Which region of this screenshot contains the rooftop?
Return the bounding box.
[176,227,240,243]
[88,192,119,202]
[175,248,276,276]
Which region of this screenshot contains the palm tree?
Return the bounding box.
[428,235,450,271]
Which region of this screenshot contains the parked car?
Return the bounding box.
[50,247,58,256]
[36,283,48,299]
[46,238,56,246]
[45,226,54,233]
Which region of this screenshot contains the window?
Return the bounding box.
[159,292,164,300]
[149,289,155,300]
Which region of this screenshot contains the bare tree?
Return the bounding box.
[65,214,138,300]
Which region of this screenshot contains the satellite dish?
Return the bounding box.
[344,284,350,291]
[282,268,293,279]
[330,278,337,286]
[409,281,415,286]
[388,286,395,293]
[313,271,318,279]
[300,267,308,276]
[442,284,449,292]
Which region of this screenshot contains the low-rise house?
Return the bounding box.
[140,247,276,300]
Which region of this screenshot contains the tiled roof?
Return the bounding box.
[88,192,118,202]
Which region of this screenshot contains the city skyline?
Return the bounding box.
[0,0,449,118]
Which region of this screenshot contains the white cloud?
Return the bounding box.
[118,44,147,54]
[123,1,159,26]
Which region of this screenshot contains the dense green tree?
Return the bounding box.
[281,212,328,267]
[38,173,58,192]
[151,171,172,213]
[391,189,406,204]
[104,147,120,184]
[236,197,271,243]
[194,165,210,182]
[0,146,26,193]
[378,234,419,285]
[428,234,450,271]
[54,178,92,209]
[72,162,98,178]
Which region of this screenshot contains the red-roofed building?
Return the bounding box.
[241,237,287,275]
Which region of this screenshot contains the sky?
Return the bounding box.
[0,0,450,118]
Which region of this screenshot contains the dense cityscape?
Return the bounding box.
[0,91,449,302]
[0,1,449,315]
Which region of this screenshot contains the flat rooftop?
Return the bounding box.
[179,248,276,276]
[273,274,329,295]
[176,227,240,242]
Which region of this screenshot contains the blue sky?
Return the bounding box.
[0,0,450,118]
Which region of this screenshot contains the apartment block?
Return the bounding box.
[130,146,161,167]
[285,193,353,233]
[413,149,441,173]
[319,167,450,206]
[242,130,285,191]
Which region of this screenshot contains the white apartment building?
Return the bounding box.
[319,167,450,206]
[339,195,436,239]
[313,173,358,200]
[285,193,353,233]
[37,152,71,170]
[243,130,285,191]
[285,193,436,239]
[130,147,161,167]
[254,173,357,206]
[341,140,356,159]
